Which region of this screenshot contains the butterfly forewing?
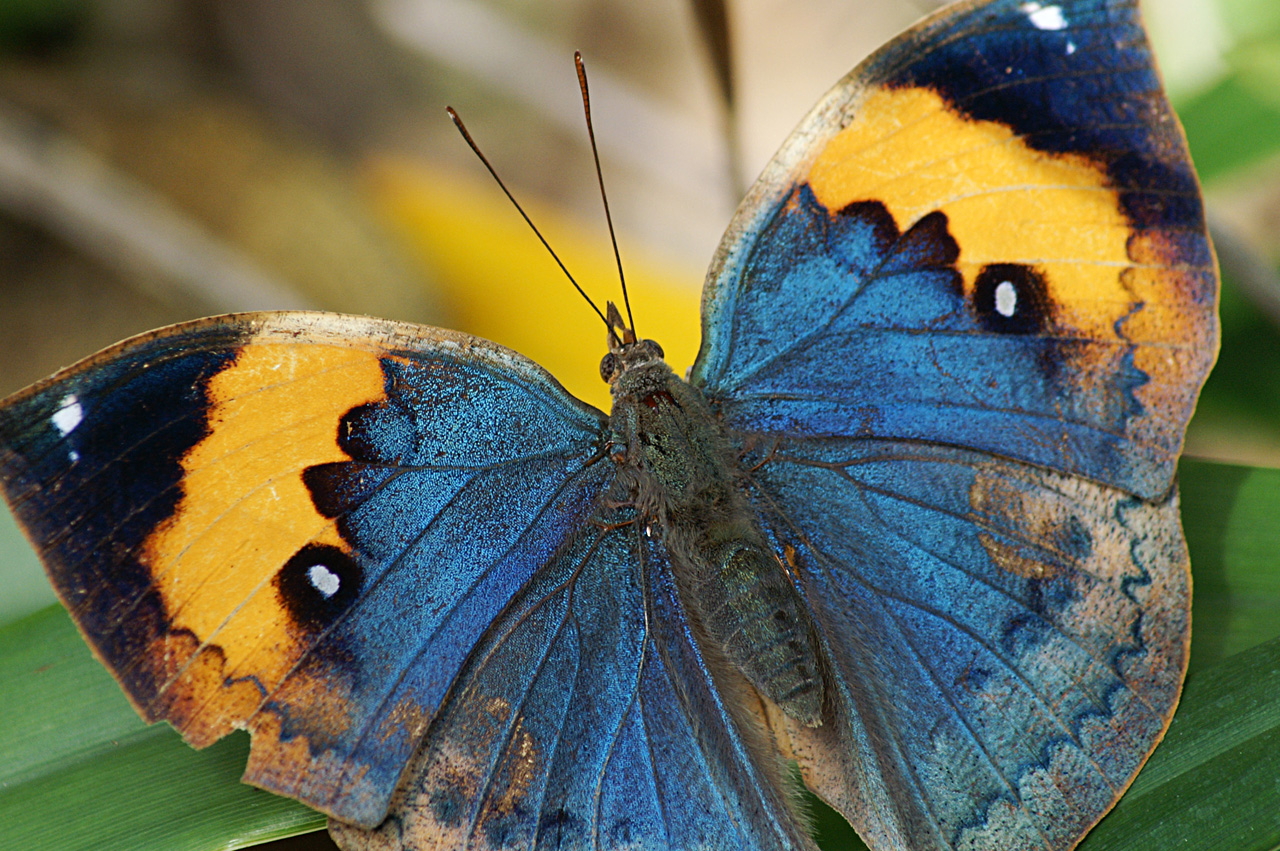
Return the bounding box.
[0,312,613,827]
[695,0,1216,500]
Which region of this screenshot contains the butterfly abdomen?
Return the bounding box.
[609,358,824,726]
[691,528,824,726]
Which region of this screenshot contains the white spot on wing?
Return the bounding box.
[1020,2,1068,30]
[52,393,83,436]
[308,564,341,598]
[995,281,1018,317]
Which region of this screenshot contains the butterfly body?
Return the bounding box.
[0,1,1218,850]
[604,324,824,726]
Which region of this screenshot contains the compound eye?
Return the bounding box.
[599,352,619,383]
[644,340,664,359]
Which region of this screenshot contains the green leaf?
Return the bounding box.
[1217,0,1280,38]
[1178,75,1280,184]
[0,607,325,851]
[1082,635,1280,851]
[1181,459,1280,672]
[1176,0,1280,185]
[0,496,56,624]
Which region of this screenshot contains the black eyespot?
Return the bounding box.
[276,543,362,631]
[972,263,1051,335]
[599,352,618,383]
[643,339,664,359]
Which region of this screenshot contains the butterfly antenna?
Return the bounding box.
[447,106,610,331]
[575,52,636,339]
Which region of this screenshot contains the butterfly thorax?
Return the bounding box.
[603,340,824,726]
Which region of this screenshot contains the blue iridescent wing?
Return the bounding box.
[332,516,812,851]
[691,0,1214,848]
[0,312,615,827]
[694,0,1216,501]
[744,441,1188,850]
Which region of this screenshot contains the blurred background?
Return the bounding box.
[2,0,1275,437]
[0,0,1276,848]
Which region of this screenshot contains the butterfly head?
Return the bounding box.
[599,337,666,388]
[600,301,667,393]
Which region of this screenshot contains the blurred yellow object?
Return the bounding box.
[364,156,703,411]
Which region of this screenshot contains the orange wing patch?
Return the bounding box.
[803,84,1214,472]
[806,86,1137,341]
[138,340,388,744]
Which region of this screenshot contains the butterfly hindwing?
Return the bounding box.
[743,438,1189,849]
[333,518,812,851]
[0,312,616,827]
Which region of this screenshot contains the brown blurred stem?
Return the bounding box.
[689,0,745,201]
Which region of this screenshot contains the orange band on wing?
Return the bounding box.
[140,341,387,736]
[806,86,1132,340]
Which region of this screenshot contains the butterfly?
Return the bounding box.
[0,0,1218,849]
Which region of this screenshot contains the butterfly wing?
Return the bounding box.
[0,312,616,828]
[332,513,812,851]
[695,0,1216,501]
[691,0,1214,848]
[746,442,1189,850]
